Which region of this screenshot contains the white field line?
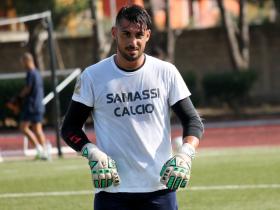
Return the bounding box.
[0,190,92,198]
[188,184,280,191]
[0,184,280,198]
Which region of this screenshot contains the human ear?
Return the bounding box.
[111,26,117,39]
[145,29,151,42]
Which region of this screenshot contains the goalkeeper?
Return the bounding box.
[61,4,203,210]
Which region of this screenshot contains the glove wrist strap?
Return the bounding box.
[179,143,196,160]
[81,143,98,159]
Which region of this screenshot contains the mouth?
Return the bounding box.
[126,47,138,52]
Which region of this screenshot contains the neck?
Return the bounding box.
[115,54,145,71]
[27,63,36,70]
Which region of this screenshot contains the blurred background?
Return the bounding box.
[0,0,280,129]
[0,1,280,210]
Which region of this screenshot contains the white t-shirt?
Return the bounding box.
[72,54,191,193]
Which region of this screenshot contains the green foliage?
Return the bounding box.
[52,0,89,28]
[13,0,55,15]
[43,77,75,124]
[0,76,75,128]
[181,71,200,106]
[0,79,25,122]
[55,0,88,14]
[12,0,88,28]
[202,70,257,109]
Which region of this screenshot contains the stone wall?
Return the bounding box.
[0,24,279,102]
[175,24,280,103]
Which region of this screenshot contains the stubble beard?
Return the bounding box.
[120,48,142,62]
[117,42,143,62]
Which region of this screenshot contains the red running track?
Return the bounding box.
[1,124,280,152]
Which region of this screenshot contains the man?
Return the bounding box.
[61,4,203,210]
[19,52,49,160]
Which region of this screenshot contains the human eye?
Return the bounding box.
[136,32,144,39]
[122,31,130,38]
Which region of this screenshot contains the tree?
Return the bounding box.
[273,0,280,22]
[217,0,250,71]
[144,0,183,62]
[143,0,166,59]
[13,0,88,70]
[165,0,175,63]
[89,0,113,63]
[13,0,55,70]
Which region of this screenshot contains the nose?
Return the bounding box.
[127,36,138,48]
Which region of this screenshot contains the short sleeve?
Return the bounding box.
[72,69,94,107]
[168,65,191,106]
[26,71,34,87]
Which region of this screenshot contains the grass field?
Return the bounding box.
[0,146,280,210]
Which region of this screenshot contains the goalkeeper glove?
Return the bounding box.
[160,143,195,190]
[81,143,120,188]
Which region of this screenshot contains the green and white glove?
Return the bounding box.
[160,143,195,190]
[81,143,120,188]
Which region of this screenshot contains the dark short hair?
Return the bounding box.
[21,52,34,62]
[115,4,152,30]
